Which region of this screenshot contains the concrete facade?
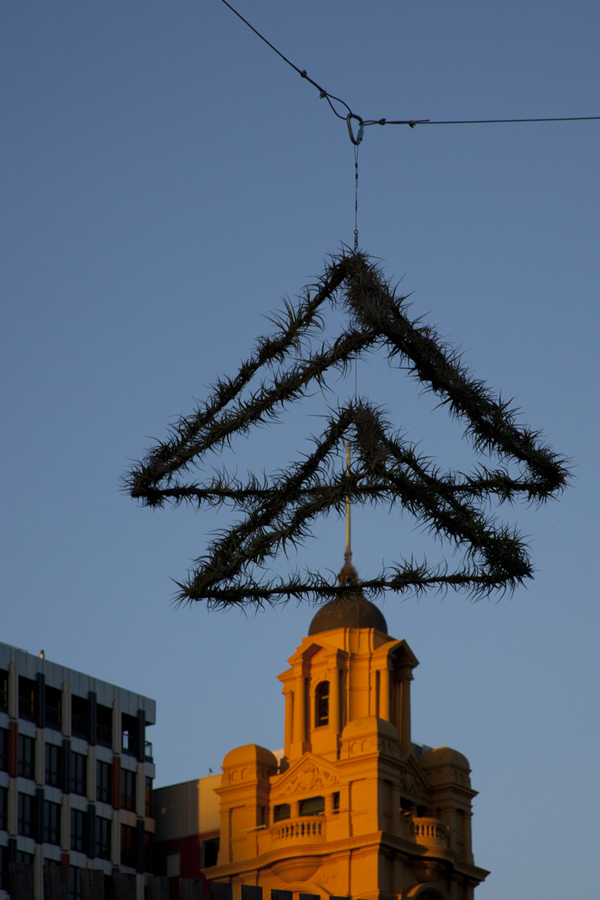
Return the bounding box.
[0,641,156,900]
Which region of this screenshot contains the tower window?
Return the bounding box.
[315,681,329,727]
[299,795,325,816]
[273,803,290,822]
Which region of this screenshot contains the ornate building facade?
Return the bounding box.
[155,557,488,900]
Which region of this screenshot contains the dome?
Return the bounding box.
[309,594,388,635]
[308,552,388,636]
[222,743,278,770]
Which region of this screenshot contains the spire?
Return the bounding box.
[339,442,359,588]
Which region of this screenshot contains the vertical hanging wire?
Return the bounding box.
[353,143,360,252]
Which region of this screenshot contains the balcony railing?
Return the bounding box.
[410,817,449,850]
[271,816,325,844]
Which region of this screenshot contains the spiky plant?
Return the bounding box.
[125,250,568,609]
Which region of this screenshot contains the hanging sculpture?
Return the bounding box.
[126,250,568,609]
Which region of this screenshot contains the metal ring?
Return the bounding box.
[346,113,365,146]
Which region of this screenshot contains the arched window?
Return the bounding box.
[315,681,329,727]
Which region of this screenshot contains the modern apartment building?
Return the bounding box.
[0,641,156,900]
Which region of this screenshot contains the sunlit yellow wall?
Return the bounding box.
[206,623,488,900]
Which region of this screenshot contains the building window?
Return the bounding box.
[120,823,136,868]
[0,845,6,891]
[18,792,35,837]
[94,815,111,860]
[201,837,220,868]
[144,829,152,873]
[45,685,62,731]
[0,669,8,710]
[299,795,325,816]
[273,803,290,822]
[71,695,88,740]
[18,733,35,779]
[45,743,62,788]
[43,800,61,845]
[70,866,82,900]
[18,676,36,720]
[96,759,112,804]
[0,786,7,830]
[121,768,136,812]
[315,681,329,727]
[15,850,34,864]
[70,808,86,853]
[96,704,112,748]
[0,727,7,772]
[121,713,137,757]
[332,791,340,813]
[70,752,87,796]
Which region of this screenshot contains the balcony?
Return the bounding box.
[270,816,325,846]
[410,817,448,850]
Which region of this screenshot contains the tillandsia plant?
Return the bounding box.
[125,250,568,609]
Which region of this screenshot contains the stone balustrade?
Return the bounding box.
[410,816,449,849]
[270,815,325,844]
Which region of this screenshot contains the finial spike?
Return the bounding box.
[338,442,359,587]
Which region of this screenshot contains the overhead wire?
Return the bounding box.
[219,0,600,140]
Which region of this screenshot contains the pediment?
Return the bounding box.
[287,637,339,667]
[372,638,419,669]
[399,754,432,799]
[272,752,340,798]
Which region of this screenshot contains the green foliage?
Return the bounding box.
[125,250,568,608]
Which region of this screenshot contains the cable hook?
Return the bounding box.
[346,113,364,146]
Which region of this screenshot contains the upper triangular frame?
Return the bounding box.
[126,249,568,608]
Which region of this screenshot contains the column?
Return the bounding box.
[398,665,413,750]
[293,673,305,746]
[283,689,293,755]
[380,664,390,722]
[329,666,340,735]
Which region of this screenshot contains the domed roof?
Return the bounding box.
[308,552,388,636]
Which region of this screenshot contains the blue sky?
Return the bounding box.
[1,2,599,897]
